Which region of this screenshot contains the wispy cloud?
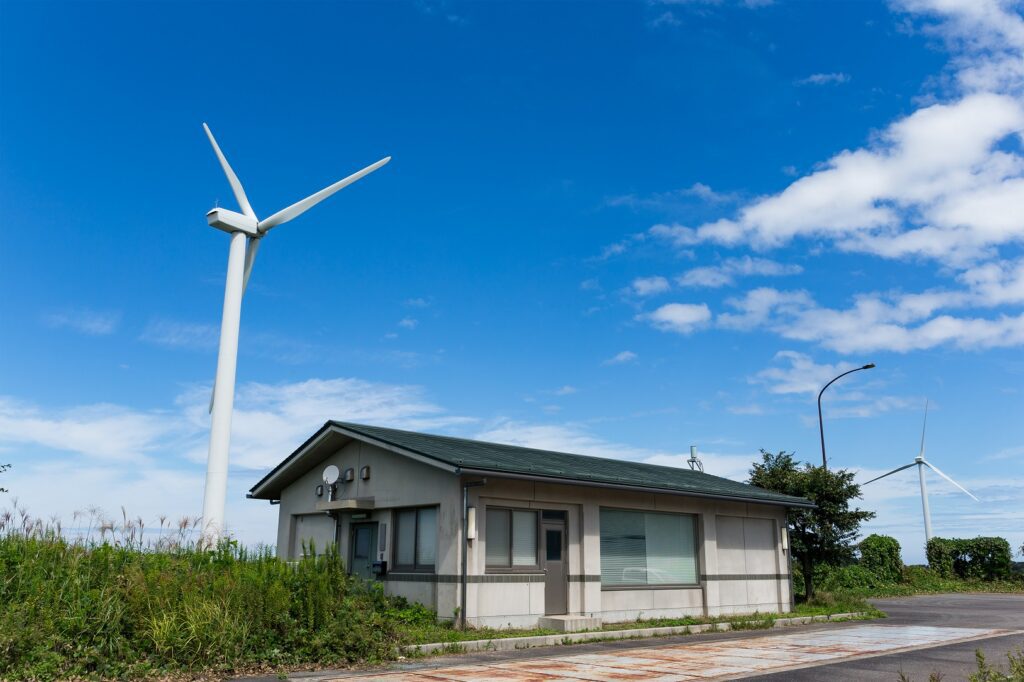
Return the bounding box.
[677,256,802,288]
[398,317,418,330]
[42,308,120,335]
[603,350,638,365]
[795,72,851,86]
[606,183,738,212]
[140,319,218,350]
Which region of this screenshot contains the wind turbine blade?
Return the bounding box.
[922,460,979,501]
[918,398,929,458]
[863,462,917,485]
[203,123,256,218]
[208,380,216,414]
[242,237,260,294]
[258,156,391,232]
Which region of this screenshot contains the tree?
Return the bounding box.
[748,450,875,599]
[0,463,9,493]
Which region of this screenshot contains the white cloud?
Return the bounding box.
[749,351,914,417]
[0,377,474,546]
[606,183,738,212]
[676,93,1024,264]
[752,351,860,395]
[649,10,681,28]
[0,397,182,463]
[553,385,578,396]
[677,256,802,288]
[795,72,851,86]
[398,317,418,330]
[631,276,671,296]
[140,319,219,350]
[641,302,713,334]
[603,350,638,365]
[894,0,1024,95]
[718,286,1024,353]
[42,309,120,335]
[474,419,753,481]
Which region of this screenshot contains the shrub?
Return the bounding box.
[859,534,903,583]
[816,564,892,592]
[926,537,1013,581]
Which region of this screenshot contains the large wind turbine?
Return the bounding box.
[200,123,390,541]
[863,400,978,545]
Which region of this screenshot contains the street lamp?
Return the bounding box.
[818,363,875,469]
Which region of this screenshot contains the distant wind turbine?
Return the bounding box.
[863,400,978,545]
[200,123,390,542]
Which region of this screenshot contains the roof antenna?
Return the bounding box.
[687,445,704,473]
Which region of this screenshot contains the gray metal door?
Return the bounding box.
[543,520,567,615]
[349,522,378,580]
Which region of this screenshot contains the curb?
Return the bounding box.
[401,612,867,655]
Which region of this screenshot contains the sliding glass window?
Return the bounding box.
[599,509,698,587]
[393,507,437,571]
[485,508,538,570]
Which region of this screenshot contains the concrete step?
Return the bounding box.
[537,615,603,632]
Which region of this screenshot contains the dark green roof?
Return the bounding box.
[250,421,812,508]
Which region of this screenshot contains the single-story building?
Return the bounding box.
[248,421,812,629]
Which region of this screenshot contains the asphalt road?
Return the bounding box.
[273,593,1024,681]
[746,593,1024,681]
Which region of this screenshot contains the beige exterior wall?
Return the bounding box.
[270,440,793,629]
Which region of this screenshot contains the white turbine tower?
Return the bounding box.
[863,400,978,545]
[200,123,390,542]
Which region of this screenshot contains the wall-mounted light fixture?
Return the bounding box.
[466,507,477,540]
[315,484,324,497]
[360,465,371,480]
[343,467,355,483]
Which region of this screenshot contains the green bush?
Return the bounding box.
[816,564,893,592]
[0,533,409,679]
[859,534,903,583]
[926,537,1013,581]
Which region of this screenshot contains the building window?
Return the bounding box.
[599,508,698,587]
[394,506,437,571]
[485,508,538,569]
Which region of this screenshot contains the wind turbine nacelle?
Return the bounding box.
[206,208,259,236]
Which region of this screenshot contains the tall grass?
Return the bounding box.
[0,504,411,680]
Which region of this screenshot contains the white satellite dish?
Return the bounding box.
[323,465,341,485]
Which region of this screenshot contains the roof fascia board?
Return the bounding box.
[250,424,459,499]
[329,424,460,475]
[455,467,815,509]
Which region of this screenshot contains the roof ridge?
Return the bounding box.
[331,420,806,502]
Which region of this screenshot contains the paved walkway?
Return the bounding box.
[330,625,1016,681]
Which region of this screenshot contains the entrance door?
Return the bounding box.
[542,514,567,615]
[349,522,378,580]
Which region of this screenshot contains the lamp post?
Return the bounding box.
[817,363,875,469]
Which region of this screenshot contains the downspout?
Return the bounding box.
[461,478,487,629]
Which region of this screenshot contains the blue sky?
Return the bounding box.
[1,0,1022,563]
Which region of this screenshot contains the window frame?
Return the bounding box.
[484,506,542,573]
[391,506,438,573]
[598,507,701,591]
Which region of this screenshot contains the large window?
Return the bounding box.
[485,508,538,569]
[599,509,698,587]
[394,507,437,571]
